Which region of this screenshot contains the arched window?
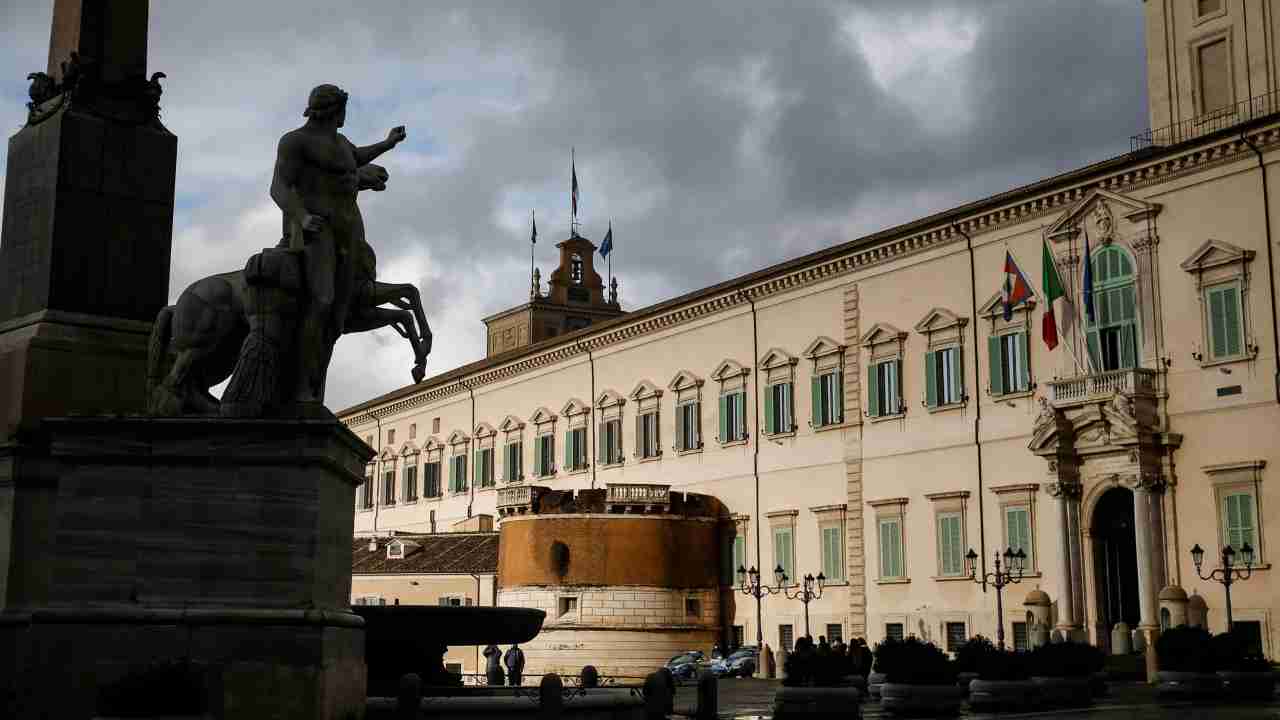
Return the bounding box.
[570,253,584,284]
[1086,246,1138,371]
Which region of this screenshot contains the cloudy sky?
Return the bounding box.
[0,1,1147,411]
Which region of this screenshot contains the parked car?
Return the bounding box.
[712,647,759,677]
[666,652,705,680]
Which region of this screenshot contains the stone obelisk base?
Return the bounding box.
[0,417,373,720]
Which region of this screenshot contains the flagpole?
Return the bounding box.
[530,210,537,299]
[1035,229,1084,377]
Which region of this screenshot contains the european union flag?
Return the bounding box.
[600,222,613,257]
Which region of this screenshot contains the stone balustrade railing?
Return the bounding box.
[605,483,671,511]
[1047,368,1158,407]
[496,485,535,516]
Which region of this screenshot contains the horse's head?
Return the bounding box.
[357,164,389,192]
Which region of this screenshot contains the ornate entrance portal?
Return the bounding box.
[1091,487,1140,648]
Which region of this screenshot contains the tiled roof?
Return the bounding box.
[352,532,499,575]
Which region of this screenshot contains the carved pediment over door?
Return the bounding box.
[1046,188,1161,246]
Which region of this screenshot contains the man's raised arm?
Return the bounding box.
[354,126,407,166]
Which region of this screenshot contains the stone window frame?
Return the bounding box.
[447,429,470,495]
[561,398,592,475]
[378,447,398,507]
[767,510,799,586]
[529,406,558,478]
[758,348,799,437]
[630,380,664,461]
[386,428,396,447]
[803,337,847,431]
[1188,26,1235,118]
[421,437,445,499]
[925,491,970,580]
[979,292,1036,398]
[914,308,969,413]
[1204,460,1268,567]
[409,423,417,440]
[810,503,848,584]
[668,370,705,455]
[685,596,702,618]
[725,513,751,586]
[498,415,526,483]
[1180,239,1259,367]
[555,593,581,624]
[595,390,627,467]
[1194,0,1227,25]
[473,422,497,490]
[868,497,909,583]
[860,322,908,422]
[712,359,751,446]
[940,613,972,653]
[991,483,1041,574]
[359,460,375,511]
[398,441,421,504]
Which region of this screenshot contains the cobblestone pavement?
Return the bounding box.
[676,678,1280,719]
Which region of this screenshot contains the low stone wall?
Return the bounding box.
[500,586,720,629]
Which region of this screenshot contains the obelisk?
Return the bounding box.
[0,0,176,437]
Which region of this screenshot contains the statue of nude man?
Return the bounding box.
[270,84,406,403]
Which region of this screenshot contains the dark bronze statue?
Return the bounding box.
[147,84,430,417]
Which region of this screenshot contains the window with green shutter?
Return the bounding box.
[766,382,793,433]
[564,427,586,470]
[926,347,962,407]
[1223,492,1257,552]
[821,526,844,581]
[870,360,902,417]
[450,454,467,493]
[424,461,441,497]
[878,517,904,579]
[773,526,795,582]
[1086,246,1139,372]
[505,441,522,482]
[1005,505,1032,563]
[989,332,1029,395]
[1206,283,1244,360]
[534,434,554,477]
[733,535,746,579]
[937,513,964,576]
[600,419,622,464]
[812,370,843,427]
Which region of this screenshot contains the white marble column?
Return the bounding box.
[1128,472,1165,681]
[1047,479,1083,634]
[1067,498,1086,641]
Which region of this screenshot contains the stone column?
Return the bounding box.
[1066,498,1085,641]
[1126,471,1166,682]
[1046,476,1083,636]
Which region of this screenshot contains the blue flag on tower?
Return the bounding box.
[600,222,613,257]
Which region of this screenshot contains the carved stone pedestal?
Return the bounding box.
[0,417,372,719]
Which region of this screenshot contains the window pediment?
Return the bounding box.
[398,441,420,457]
[667,370,704,392]
[913,308,968,335]
[630,380,663,401]
[757,347,798,370]
[473,422,496,439]
[802,336,845,359]
[561,398,591,417]
[596,389,626,408]
[498,415,525,432]
[423,436,444,452]
[1046,188,1161,244]
[712,359,749,381]
[529,407,557,425]
[378,447,397,461]
[1180,238,1255,274]
[979,291,1036,319]
[447,429,470,446]
[860,322,907,349]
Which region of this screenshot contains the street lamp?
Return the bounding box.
[783,573,827,639]
[1191,542,1255,632]
[966,546,1027,650]
[738,566,827,639]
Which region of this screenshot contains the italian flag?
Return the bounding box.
[1041,238,1072,350]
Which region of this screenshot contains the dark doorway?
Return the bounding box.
[1093,487,1140,632]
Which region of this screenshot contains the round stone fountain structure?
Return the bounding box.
[496,484,725,679]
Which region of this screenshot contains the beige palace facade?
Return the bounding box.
[343,0,1280,673]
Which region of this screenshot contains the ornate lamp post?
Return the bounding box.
[737,566,827,639]
[966,547,1027,650]
[1191,542,1255,632]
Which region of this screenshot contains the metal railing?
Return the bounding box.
[1131,89,1280,152]
[1047,368,1158,405]
[605,483,672,506]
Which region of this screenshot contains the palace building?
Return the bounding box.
[345,0,1280,678]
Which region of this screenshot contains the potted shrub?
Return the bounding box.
[1211,630,1276,702]
[951,635,991,692]
[965,642,1038,713]
[874,637,963,717]
[1155,625,1221,701]
[1028,641,1104,708]
[772,638,864,718]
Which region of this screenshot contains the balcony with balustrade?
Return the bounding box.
[606,483,672,514]
[1045,367,1160,410]
[496,484,544,517]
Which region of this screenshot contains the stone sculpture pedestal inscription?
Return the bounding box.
[0,417,372,719]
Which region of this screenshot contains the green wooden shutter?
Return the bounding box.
[894,360,903,413]
[1017,332,1030,391]
[1119,323,1137,369]
[473,450,480,485]
[718,395,728,442]
[868,364,880,417]
[988,336,1003,396]
[811,375,822,426]
[1209,288,1227,358]
[925,352,938,407]
[833,370,844,423]
[1225,494,1255,549]
[764,385,775,433]
[951,347,964,400]
[534,437,544,476]
[1086,329,1101,371]
[736,391,747,437]
[564,430,573,469]
[675,405,685,450]
[1224,286,1242,357]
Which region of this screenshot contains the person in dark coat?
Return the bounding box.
[483,644,505,686]
[504,643,526,686]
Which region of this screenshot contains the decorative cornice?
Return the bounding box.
[924,491,971,501]
[341,123,1280,424]
[808,503,849,514]
[1044,481,1082,499]
[867,497,910,508]
[989,483,1041,495]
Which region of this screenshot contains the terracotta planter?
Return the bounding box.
[1217,671,1277,701]
[772,686,864,718]
[868,672,887,699]
[968,679,1040,712]
[1031,675,1093,708]
[879,683,963,717]
[1156,671,1222,702]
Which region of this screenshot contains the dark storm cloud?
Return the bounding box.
[0,1,1145,409]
